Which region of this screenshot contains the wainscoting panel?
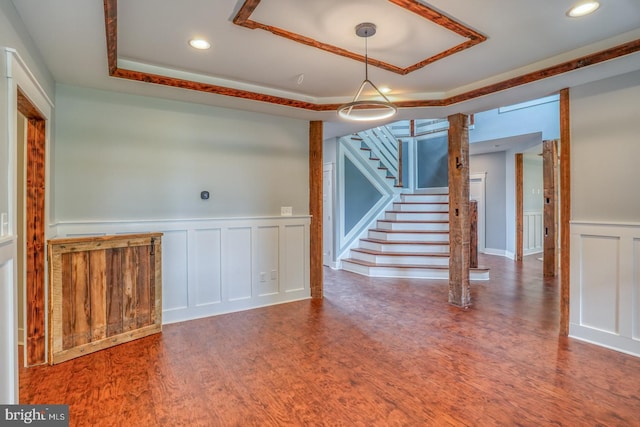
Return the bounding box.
[257,226,279,297]
[578,235,619,333]
[0,239,18,403]
[225,227,253,303]
[570,222,640,357]
[634,238,640,341]
[283,224,307,293]
[523,211,543,255]
[54,217,311,324]
[193,228,222,307]
[162,230,189,313]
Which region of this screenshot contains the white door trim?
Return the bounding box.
[323,163,336,268]
[470,172,486,253]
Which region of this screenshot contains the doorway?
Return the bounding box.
[17,89,47,366]
[469,173,486,253]
[515,140,558,276]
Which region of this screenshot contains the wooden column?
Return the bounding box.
[515,153,524,262]
[26,118,46,365]
[469,200,478,269]
[447,113,470,307]
[19,89,47,366]
[559,88,571,336]
[543,139,558,277]
[309,121,323,299]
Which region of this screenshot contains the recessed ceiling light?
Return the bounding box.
[566,1,600,17]
[189,39,211,50]
[379,87,392,94]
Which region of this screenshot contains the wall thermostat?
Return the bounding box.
[200,191,210,200]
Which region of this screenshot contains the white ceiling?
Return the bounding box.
[9,0,640,137]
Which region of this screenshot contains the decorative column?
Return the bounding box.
[309,121,323,299]
[543,139,559,277]
[559,88,571,336]
[447,113,470,307]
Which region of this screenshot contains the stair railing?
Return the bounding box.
[356,125,403,187]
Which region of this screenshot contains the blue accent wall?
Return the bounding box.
[417,134,448,188]
[344,157,383,233]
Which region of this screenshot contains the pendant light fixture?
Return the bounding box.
[337,23,397,122]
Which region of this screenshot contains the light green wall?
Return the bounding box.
[54,85,310,221]
[572,70,640,222]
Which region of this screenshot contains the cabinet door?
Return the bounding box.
[49,233,162,364]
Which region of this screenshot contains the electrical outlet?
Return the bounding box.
[281,206,293,216]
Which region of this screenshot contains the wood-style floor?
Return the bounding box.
[20,255,640,426]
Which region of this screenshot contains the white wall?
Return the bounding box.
[570,70,640,357]
[470,151,507,253]
[54,85,309,221]
[571,70,640,222]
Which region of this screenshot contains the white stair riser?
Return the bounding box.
[385,212,449,221]
[470,270,490,280]
[342,261,490,281]
[342,261,449,280]
[393,203,448,212]
[401,195,449,203]
[351,251,449,266]
[360,241,449,253]
[377,221,449,231]
[369,230,449,242]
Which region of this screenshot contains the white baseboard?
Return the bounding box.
[524,248,543,256]
[483,248,511,258]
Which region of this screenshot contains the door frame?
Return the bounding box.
[18,89,47,366]
[322,163,335,268]
[4,48,53,378]
[469,173,486,253]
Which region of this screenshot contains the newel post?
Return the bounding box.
[309,120,323,299]
[448,113,471,307]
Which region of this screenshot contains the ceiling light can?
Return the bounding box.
[566,1,600,17]
[189,39,211,50]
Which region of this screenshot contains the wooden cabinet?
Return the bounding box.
[47,233,162,364]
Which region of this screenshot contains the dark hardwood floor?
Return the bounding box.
[20,255,640,426]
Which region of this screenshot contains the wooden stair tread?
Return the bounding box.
[351,248,449,257]
[378,219,448,224]
[343,258,489,272]
[343,258,449,269]
[396,201,448,205]
[402,193,449,196]
[361,238,450,246]
[386,210,449,214]
[371,228,449,234]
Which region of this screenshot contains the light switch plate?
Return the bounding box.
[281,206,293,216]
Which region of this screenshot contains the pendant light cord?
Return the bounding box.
[364,29,369,81]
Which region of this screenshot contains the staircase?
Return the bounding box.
[341,191,490,280]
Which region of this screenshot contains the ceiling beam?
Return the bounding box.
[102,0,640,113]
